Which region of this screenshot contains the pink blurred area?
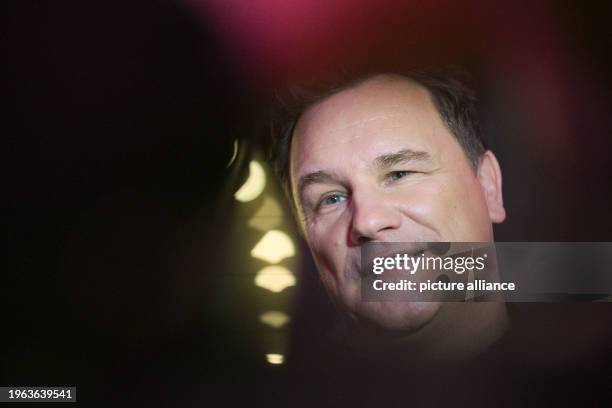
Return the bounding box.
[190,0,608,137]
[191,0,480,85]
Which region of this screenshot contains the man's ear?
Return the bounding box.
[477,151,506,223]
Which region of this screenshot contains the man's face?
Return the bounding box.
[289,75,504,333]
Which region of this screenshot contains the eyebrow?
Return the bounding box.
[298,170,341,203]
[374,148,432,169]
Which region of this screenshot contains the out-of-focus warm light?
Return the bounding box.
[254,266,295,293]
[226,139,239,168]
[234,160,266,202]
[259,311,290,328]
[248,196,283,231]
[266,353,284,365]
[251,230,295,263]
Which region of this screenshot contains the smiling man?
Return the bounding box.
[271,71,508,362]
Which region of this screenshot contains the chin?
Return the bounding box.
[353,300,442,334]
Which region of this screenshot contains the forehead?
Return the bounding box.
[290,75,454,176]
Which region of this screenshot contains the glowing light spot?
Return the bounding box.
[226,139,239,168]
[254,266,296,293]
[259,311,290,328]
[266,353,284,365]
[248,196,284,231]
[234,160,266,202]
[251,230,295,264]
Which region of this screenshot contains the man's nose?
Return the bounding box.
[349,192,401,245]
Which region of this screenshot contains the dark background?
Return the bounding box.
[3,0,612,406]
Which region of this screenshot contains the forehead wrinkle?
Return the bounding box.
[293,113,410,167]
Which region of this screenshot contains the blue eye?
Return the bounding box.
[319,194,347,207]
[387,170,411,181]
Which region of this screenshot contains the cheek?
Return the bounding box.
[396,180,450,231]
[437,177,491,239]
[306,219,351,302]
[307,216,348,276]
[397,176,489,240]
